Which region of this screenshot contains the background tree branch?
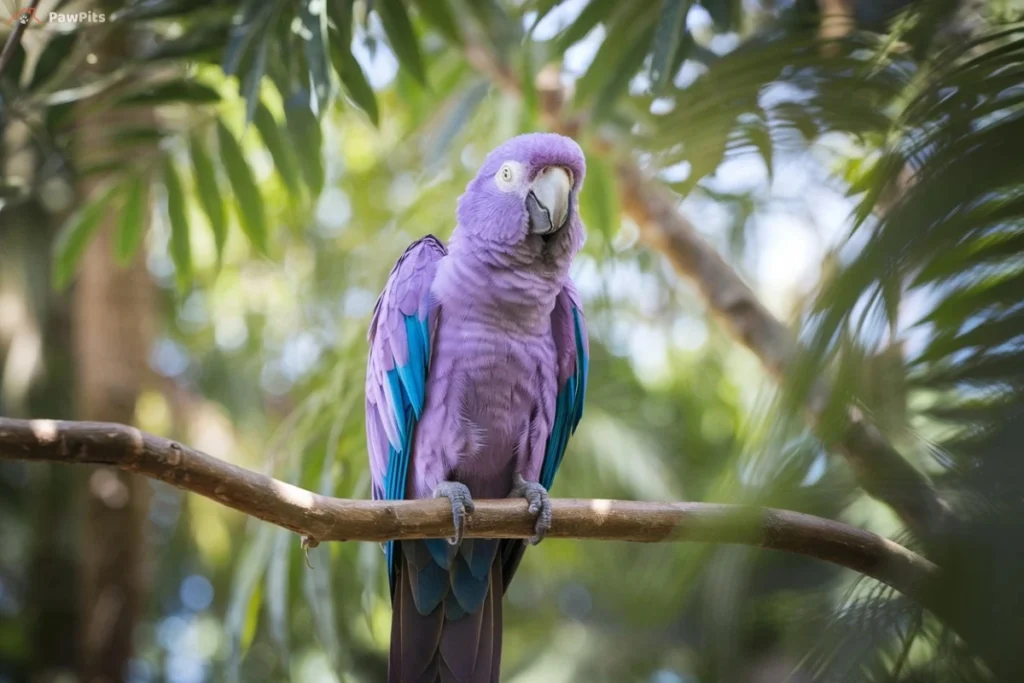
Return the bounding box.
[0,0,41,81]
[0,417,938,604]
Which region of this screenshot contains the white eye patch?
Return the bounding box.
[495,161,523,192]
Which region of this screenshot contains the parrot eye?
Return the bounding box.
[495,162,521,191]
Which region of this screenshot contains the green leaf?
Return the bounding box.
[78,160,128,178]
[917,307,1024,366]
[914,231,1024,286]
[188,134,228,259]
[266,7,303,100]
[328,0,355,45]
[529,0,566,34]
[228,1,277,126]
[554,0,618,52]
[520,41,538,130]
[142,25,230,62]
[284,99,325,197]
[591,21,658,120]
[575,3,656,106]
[412,0,462,44]
[397,56,468,132]
[117,79,221,105]
[465,0,520,57]
[252,103,302,198]
[225,525,274,683]
[330,39,379,125]
[217,120,268,253]
[52,184,119,289]
[423,80,490,170]
[116,174,148,265]
[264,529,291,666]
[30,32,78,91]
[702,0,741,32]
[111,0,207,22]
[0,44,26,90]
[221,0,276,83]
[649,0,692,92]
[580,153,620,240]
[223,0,269,76]
[44,101,75,131]
[924,270,1024,330]
[300,0,334,114]
[113,127,167,148]
[740,112,773,181]
[302,546,343,675]
[240,27,269,126]
[301,416,347,677]
[916,351,1024,391]
[163,158,191,290]
[374,0,427,85]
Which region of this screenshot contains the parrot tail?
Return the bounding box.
[389,539,504,683]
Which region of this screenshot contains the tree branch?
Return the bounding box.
[0,0,41,81]
[0,417,938,603]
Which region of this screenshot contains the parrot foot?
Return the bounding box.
[509,474,551,545]
[433,481,475,546]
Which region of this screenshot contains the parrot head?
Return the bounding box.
[454,133,586,269]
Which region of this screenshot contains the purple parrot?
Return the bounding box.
[365,133,590,682]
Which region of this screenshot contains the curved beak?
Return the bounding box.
[526,166,572,235]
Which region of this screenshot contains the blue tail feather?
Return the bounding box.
[449,540,498,614]
[424,538,455,570]
[462,538,496,580]
[401,538,498,622]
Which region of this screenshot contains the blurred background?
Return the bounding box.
[2,0,1023,681]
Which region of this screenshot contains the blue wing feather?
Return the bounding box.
[539,299,589,492]
[572,307,588,430]
[366,237,446,596]
[382,333,430,592]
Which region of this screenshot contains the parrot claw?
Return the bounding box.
[433,481,475,546]
[509,474,552,545]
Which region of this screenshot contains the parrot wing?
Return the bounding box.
[365,235,447,595]
[539,279,589,490]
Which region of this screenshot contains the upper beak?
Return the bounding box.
[526,166,572,235]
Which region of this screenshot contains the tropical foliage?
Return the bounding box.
[2,0,1024,681]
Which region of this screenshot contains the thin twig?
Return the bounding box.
[0,0,41,82]
[0,417,938,603]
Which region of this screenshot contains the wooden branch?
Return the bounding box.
[0,0,41,81]
[0,417,938,603]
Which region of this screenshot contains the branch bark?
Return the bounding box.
[0,417,938,604]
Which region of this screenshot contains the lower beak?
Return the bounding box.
[527,166,572,235]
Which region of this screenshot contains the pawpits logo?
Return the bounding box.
[3,2,42,25]
[4,2,106,25]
